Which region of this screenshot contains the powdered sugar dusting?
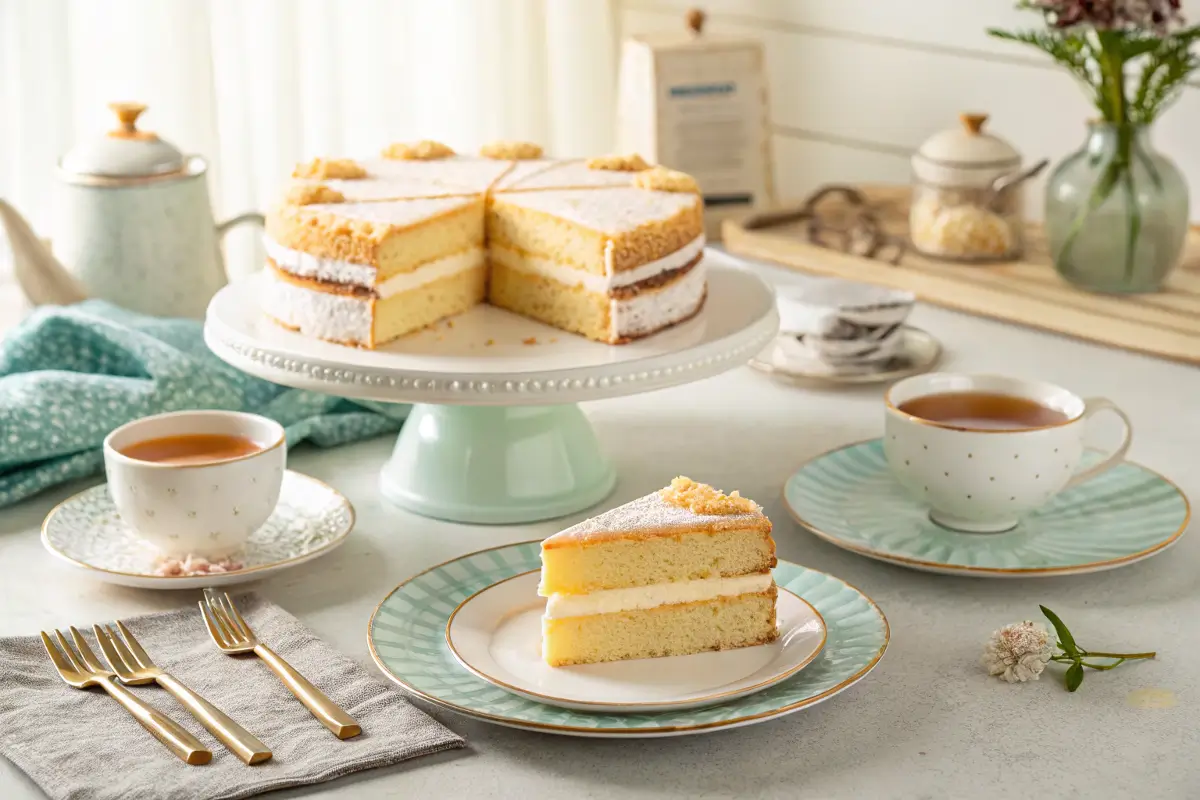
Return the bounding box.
[498,188,700,234]
[544,487,768,546]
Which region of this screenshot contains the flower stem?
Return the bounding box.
[1084,651,1156,659]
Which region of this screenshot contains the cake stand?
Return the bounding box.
[204,250,778,524]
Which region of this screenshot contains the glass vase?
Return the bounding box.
[1044,123,1188,293]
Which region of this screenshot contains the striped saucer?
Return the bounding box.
[783,439,1190,578]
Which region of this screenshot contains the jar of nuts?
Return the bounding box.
[910,113,1046,263]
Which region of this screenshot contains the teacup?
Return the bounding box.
[776,279,915,366]
[103,410,286,558]
[883,373,1132,532]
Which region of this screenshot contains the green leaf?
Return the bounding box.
[1065,661,1084,692]
[1040,605,1079,657]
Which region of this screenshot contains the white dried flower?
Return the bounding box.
[982,620,1055,683]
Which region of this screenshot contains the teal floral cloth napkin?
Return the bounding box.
[0,301,407,508]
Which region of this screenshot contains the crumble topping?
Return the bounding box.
[382,140,456,160]
[292,158,367,180]
[285,184,345,206]
[659,476,759,515]
[481,140,543,160]
[633,166,700,194]
[587,153,651,172]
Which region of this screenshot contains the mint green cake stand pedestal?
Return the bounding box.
[204,252,778,524]
[379,404,616,524]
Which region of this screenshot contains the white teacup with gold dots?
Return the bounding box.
[103,410,286,558]
[883,374,1132,532]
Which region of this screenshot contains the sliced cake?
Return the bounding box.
[262,194,486,346]
[539,477,778,667]
[488,185,705,343]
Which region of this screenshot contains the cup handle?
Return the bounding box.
[1065,397,1133,490]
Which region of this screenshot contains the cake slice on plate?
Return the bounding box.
[539,477,778,666]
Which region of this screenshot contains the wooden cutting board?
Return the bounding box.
[722,185,1200,366]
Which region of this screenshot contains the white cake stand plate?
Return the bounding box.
[204,251,778,523]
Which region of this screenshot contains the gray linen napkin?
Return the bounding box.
[0,594,464,800]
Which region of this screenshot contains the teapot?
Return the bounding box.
[0,102,262,317]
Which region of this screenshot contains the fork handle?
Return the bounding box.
[253,644,361,739]
[157,673,272,764]
[98,678,212,765]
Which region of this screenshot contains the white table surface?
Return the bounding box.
[1,259,1199,799]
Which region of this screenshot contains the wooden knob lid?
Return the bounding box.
[107,102,157,140]
[960,112,989,135]
[686,8,706,35]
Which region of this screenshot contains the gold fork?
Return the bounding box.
[94,621,273,765]
[41,627,211,765]
[199,590,361,739]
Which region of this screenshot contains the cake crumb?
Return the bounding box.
[292,157,366,180]
[486,339,495,346]
[522,337,538,345]
[382,140,456,160]
[446,320,454,329]
[481,140,543,160]
[659,477,759,515]
[549,337,558,343]
[633,165,700,194]
[284,183,345,206]
[154,554,244,577]
[587,153,651,172]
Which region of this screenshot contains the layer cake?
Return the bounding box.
[261,142,708,347]
[539,477,778,666]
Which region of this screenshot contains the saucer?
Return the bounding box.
[750,326,941,385]
[368,541,889,738]
[783,439,1190,577]
[445,570,826,713]
[42,471,355,589]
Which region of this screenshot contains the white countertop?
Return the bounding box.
[1,259,1199,799]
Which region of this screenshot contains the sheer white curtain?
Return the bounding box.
[0,0,617,279]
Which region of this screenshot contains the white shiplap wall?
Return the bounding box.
[617,0,1200,219]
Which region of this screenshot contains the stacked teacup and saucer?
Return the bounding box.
[750,278,941,385]
[783,373,1189,576]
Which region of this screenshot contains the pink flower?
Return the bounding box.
[982,620,1055,683]
[1028,0,1184,33]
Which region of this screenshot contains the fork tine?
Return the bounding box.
[199,600,229,647]
[222,593,252,638]
[92,625,130,676]
[41,632,75,676]
[115,620,154,668]
[210,597,239,643]
[55,630,86,673]
[69,627,106,673]
[107,623,145,670]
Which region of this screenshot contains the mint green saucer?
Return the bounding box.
[783,439,1190,577]
[367,541,888,738]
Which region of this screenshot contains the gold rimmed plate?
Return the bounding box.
[444,570,827,713]
[41,470,355,589]
[368,541,888,738]
[783,439,1190,577]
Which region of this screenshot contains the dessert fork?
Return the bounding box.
[40,627,211,765]
[94,620,272,765]
[199,590,361,739]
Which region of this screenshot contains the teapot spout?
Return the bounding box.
[0,198,89,306]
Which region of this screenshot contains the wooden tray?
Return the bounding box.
[722,185,1200,366]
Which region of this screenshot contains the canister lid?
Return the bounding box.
[59,103,186,179]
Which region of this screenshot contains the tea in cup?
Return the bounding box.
[103,410,286,558]
[883,373,1132,532]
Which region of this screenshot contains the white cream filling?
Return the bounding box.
[543,573,773,619]
[375,247,484,298]
[612,257,707,336]
[504,234,703,294]
[264,236,484,298]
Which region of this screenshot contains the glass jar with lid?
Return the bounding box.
[910,113,1046,263]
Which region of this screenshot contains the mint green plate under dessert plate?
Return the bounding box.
[783,439,1190,578]
[368,541,889,737]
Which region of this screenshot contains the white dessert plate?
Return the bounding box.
[41,471,355,589]
[444,570,826,713]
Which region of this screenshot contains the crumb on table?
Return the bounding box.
[522,337,538,345]
[486,339,495,346]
